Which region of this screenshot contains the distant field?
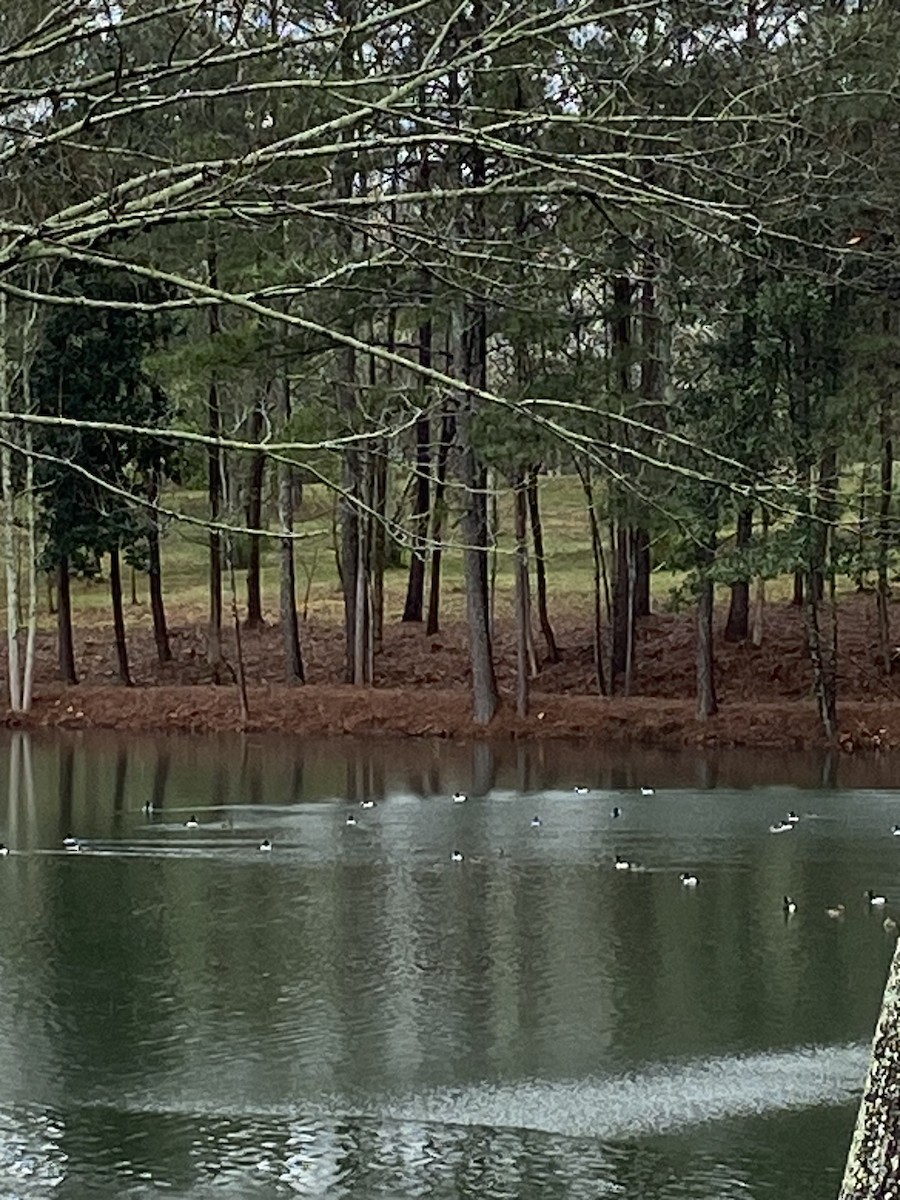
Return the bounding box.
[25,472,857,629]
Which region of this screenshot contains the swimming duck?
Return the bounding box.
[867,890,887,907]
[892,825,900,837]
[142,801,154,815]
[783,895,797,915]
[452,792,467,804]
[345,814,357,827]
[63,836,80,852]
[450,850,464,863]
[184,816,199,830]
[769,821,793,834]
[825,904,846,919]
[786,811,800,824]
[640,788,655,796]
[611,806,622,819]
[680,873,699,888]
[258,839,273,852]
[614,855,633,872]
[0,844,8,857]
[574,786,589,796]
[360,800,376,809]
[531,816,542,828]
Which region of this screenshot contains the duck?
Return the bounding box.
[184,815,199,830]
[614,855,632,872]
[892,825,900,837]
[531,816,542,828]
[825,904,846,919]
[769,820,793,834]
[640,787,655,796]
[345,814,357,827]
[680,872,699,888]
[142,801,154,816]
[359,800,376,809]
[786,811,800,824]
[783,895,797,915]
[452,792,467,804]
[574,786,589,796]
[0,844,8,857]
[866,890,887,907]
[450,850,464,862]
[63,836,80,852]
[611,806,622,819]
[258,839,273,852]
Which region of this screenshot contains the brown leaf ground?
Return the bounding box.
[7,591,900,751]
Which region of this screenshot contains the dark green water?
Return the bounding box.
[0,732,897,1198]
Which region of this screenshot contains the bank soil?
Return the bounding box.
[6,593,900,750]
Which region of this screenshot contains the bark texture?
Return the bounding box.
[839,933,900,1199]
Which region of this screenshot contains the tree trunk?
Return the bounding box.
[425,408,455,637]
[807,447,839,741]
[245,400,265,629]
[526,470,560,663]
[21,422,37,712]
[457,328,498,726]
[370,441,387,654]
[877,321,893,674]
[839,934,900,1199]
[226,535,250,728]
[513,478,530,718]
[612,525,634,679]
[109,546,133,686]
[402,343,431,623]
[206,236,224,680]
[725,503,753,642]
[634,527,651,617]
[147,466,171,664]
[0,291,21,711]
[57,557,77,685]
[579,464,609,697]
[696,490,718,721]
[278,456,304,682]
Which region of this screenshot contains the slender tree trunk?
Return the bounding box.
[580,466,609,697]
[425,408,454,637]
[612,525,632,678]
[226,535,250,727]
[877,322,893,674]
[206,235,223,680]
[147,466,171,664]
[402,332,431,623]
[513,477,530,718]
[807,447,839,740]
[370,441,387,654]
[21,422,37,711]
[725,503,753,642]
[457,310,498,725]
[0,292,20,710]
[526,470,560,663]
[278,456,304,682]
[109,546,132,686]
[696,489,718,720]
[634,528,651,617]
[57,557,77,685]
[751,507,769,648]
[245,399,265,629]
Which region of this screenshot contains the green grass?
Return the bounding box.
[39,472,854,629]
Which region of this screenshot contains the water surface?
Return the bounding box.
[0,732,895,1198]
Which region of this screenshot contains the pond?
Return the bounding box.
[0,731,896,1199]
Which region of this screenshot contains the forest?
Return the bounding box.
[0,0,898,743]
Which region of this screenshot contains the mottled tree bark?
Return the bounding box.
[839,934,900,1198]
